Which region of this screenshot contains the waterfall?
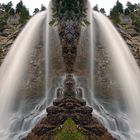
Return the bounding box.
[0,12,46,140]
[0,2,140,140]
[91,11,140,140]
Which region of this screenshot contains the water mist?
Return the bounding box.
[92,11,140,140]
[0,12,46,140]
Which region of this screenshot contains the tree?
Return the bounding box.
[124,8,130,15]
[116,0,123,14]
[110,6,120,24]
[0,16,6,31]
[41,4,46,11]
[135,18,140,32]
[16,1,29,23]
[2,1,13,13]
[1,3,6,11]
[100,8,106,15]
[16,0,23,13]
[93,4,99,11]
[127,1,137,13]
[9,8,15,15]
[33,8,39,15]
[19,6,29,23]
[109,1,124,24]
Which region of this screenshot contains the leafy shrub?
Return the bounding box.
[0,16,6,31]
[110,1,124,24]
[54,119,85,140]
[135,18,140,32]
[110,6,120,24]
[16,1,29,24]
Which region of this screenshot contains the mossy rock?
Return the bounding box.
[54,119,86,140]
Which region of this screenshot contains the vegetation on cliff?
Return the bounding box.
[109,1,140,32]
[0,1,29,30]
[50,0,90,27]
[54,119,85,140]
[93,1,140,33]
[0,1,47,30]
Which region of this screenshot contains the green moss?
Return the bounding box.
[54,119,85,140]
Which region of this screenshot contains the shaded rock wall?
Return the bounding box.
[0,24,22,65]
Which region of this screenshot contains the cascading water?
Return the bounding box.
[0,12,47,140]
[90,11,140,140]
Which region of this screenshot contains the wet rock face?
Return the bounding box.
[0,24,22,65]
[59,22,80,73]
[23,75,117,140]
[23,97,116,139]
[117,24,140,66]
[50,0,88,73]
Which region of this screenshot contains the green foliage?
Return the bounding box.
[116,0,123,14]
[16,0,23,13]
[109,1,123,24]
[1,3,5,10]
[54,119,85,140]
[124,8,130,15]
[0,16,6,31]
[16,1,29,24]
[3,1,13,13]
[134,18,140,32]
[93,4,99,11]
[33,8,40,15]
[19,6,29,24]
[100,8,106,15]
[127,1,137,13]
[50,0,89,27]
[110,6,120,24]
[41,4,46,11]
[9,8,15,15]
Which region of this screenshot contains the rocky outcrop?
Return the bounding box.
[7,14,20,25]
[119,15,132,25]
[117,24,140,66]
[0,24,22,65]
[94,23,140,99]
[23,75,116,140]
[23,98,116,140]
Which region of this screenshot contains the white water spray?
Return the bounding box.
[92,11,140,139]
[0,12,46,140]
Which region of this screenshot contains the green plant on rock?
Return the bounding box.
[49,0,90,27]
[16,0,29,24]
[19,6,29,24]
[135,18,140,32]
[127,1,137,13]
[109,1,124,24]
[93,4,99,11]
[0,16,6,31]
[116,0,123,14]
[100,8,106,15]
[110,6,120,24]
[54,119,85,140]
[33,8,40,15]
[41,4,46,11]
[1,1,13,13]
